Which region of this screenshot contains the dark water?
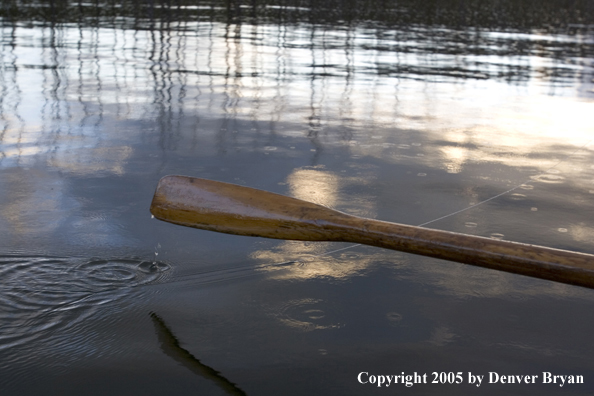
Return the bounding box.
[1,1,594,394]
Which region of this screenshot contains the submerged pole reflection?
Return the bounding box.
[0,0,591,167]
[150,312,248,396]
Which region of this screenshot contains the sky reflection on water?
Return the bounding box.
[1,1,594,395]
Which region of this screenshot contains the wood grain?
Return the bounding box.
[151,175,594,289]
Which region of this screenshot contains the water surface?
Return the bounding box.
[1,1,594,394]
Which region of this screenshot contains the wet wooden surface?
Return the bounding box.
[151,175,594,289]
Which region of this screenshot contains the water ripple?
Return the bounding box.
[271,298,343,331]
[0,256,171,352]
[530,174,565,184]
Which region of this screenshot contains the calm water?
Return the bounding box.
[1,1,594,394]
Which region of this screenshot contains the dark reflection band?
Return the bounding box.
[150,312,248,396]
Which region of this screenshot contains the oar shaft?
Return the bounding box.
[333,217,594,288]
[151,175,594,289]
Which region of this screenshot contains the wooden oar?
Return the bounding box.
[150,175,594,289]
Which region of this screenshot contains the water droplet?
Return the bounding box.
[274,299,340,331]
[530,174,565,184]
[138,260,171,274]
[318,349,328,355]
[558,228,568,233]
[398,144,410,149]
[520,184,534,190]
[151,215,154,219]
[465,222,478,228]
[417,173,426,177]
[510,193,526,200]
[264,146,277,151]
[304,309,325,320]
[386,312,403,322]
[531,207,538,211]
[490,233,505,240]
[417,153,425,157]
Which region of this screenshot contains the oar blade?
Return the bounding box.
[150,175,352,241]
[150,175,594,289]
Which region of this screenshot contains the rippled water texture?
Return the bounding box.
[1,1,594,395]
[0,255,170,352]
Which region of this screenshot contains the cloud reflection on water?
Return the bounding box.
[1,3,594,394]
[0,1,593,293]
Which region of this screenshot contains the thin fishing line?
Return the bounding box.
[25,140,590,295]
[143,138,594,287]
[148,260,298,287]
[418,139,593,227]
[291,138,594,262]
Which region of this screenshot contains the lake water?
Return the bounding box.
[1,1,594,394]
